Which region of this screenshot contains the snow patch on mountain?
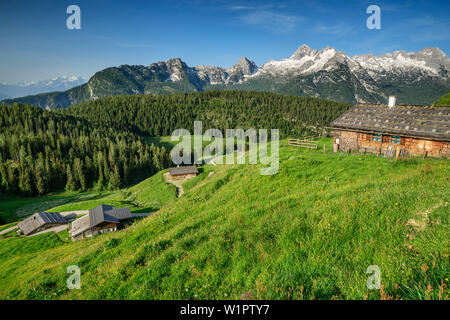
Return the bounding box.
[250,44,449,83]
[0,75,86,98]
[353,51,438,75]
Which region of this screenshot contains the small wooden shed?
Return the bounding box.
[169,165,198,179]
[330,103,450,158]
[18,212,67,236]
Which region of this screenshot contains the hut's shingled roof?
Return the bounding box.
[18,212,67,235]
[89,204,120,228]
[110,207,132,220]
[70,204,131,237]
[330,104,450,141]
[169,165,198,176]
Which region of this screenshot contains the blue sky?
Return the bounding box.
[0,0,449,83]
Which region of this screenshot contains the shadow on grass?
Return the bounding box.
[132,206,159,214]
[145,136,176,150]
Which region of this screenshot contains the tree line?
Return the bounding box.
[63,90,351,137]
[0,103,171,196]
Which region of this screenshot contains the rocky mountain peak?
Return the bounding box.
[3,44,449,108]
[165,58,185,68]
[290,44,318,60]
[419,47,446,57]
[229,56,258,76]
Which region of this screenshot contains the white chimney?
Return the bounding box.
[388,93,396,108]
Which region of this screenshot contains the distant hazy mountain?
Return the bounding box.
[2,45,449,109]
[0,75,86,99]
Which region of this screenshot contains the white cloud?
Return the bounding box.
[230,3,285,11]
[239,10,304,34]
[313,23,355,36]
[230,5,255,11]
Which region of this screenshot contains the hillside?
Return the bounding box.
[63,91,350,137]
[0,139,448,300]
[0,103,171,198]
[0,170,176,224]
[2,45,449,109]
[433,92,450,106]
[0,92,349,200]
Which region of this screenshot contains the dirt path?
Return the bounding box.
[60,210,88,220]
[406,202,446,231]
[60,210,88,216]
[29,225,69,237]
[405,202,447,251]
[163,173,194,197]
[0,225,18,236]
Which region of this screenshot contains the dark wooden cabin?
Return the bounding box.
[17,212,67,236]
[70,204,132,241]
[169,165,198,179]
[330,102,449,158]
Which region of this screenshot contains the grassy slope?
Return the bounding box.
[0,139,448,300]
[433,92,450,106]
[0,192,88,223]
[50,171,177,214]
[0,171,177,223]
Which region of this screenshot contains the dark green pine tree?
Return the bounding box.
[65,165,76,192]
[34,162,46,195]
[109,165,121,190]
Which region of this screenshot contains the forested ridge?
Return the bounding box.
[0,91,350,196]
[0,103,170,196]
[64,91,351,137]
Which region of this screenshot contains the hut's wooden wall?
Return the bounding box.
[170,173,197,179]
[332,130,358,151]
[333,130,449,158]
[404,138,449,157]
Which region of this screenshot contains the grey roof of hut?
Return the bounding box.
[70,204,131,237]
[18,212,67,236]
[89,204,120,228]
[169,165,198,176]
[110,207,132,220]
[330,104,450,141]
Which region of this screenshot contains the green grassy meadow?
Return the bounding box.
[433,92,450,106]
[0,138,448,300]
[0,171,177,224]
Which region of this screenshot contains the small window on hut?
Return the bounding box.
[372,134,382,142]
[392,136,401,144]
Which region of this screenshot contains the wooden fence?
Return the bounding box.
[288,137,319,149]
